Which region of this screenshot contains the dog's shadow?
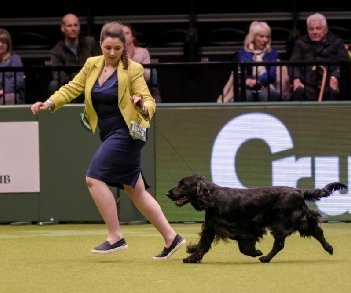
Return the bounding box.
[199,258,337,266]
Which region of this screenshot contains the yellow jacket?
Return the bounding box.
[48,55,156,133]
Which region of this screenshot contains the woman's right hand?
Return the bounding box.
[246,78,258,88]
[31,101,50,115]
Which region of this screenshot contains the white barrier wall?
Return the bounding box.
[0,122,40,193]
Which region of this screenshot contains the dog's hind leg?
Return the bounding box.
[237,239,263,257]
[259,235,285,263]
[299,211,333,255]
[311,225,333,255]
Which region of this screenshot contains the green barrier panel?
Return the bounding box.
[0,105,155,223]
[1,103,351,223]
[155,102,351,222]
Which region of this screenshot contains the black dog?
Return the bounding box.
[166,174,347,263]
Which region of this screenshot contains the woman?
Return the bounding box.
[122,23,151,82]
[238,21,280,102]
[122,23,161,102]
[0,28,25,104]
[31,22,185,260]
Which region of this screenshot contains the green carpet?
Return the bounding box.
[0,223,350,293]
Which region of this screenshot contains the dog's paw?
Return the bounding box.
[325,244,333,255]
[186,244,198,253]
[258,255,271,263]
[239,248,263,257]
[183,256,201,264]
[255,250,263,257]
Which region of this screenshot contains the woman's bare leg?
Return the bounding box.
[124,174,177,247]
[86,176,123,244]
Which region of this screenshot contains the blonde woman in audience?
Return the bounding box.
[238,21,280,102]
[217,21,280,103]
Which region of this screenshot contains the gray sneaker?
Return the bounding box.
[153,234,186,260]
[91,238,128,254]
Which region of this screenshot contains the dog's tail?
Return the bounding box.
[302,182,347,201]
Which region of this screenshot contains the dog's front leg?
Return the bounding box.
[238,239,263,257]
[259,236,285,263]
[183,227,215,264]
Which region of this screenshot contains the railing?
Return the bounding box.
[1,61,351,105]
[234,60,351,102]
[5,9,351,63]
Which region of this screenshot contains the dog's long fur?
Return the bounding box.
[166,174,347,263]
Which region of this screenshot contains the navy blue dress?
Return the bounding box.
[86,71,149,190]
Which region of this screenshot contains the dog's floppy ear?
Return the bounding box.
[196,179,212,210]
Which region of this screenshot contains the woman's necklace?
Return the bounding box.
[103,63,118,73]
[99,62,118,85]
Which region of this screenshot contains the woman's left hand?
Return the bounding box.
[130,94,148,116]
[130,94,144,109]
[246,78,259,89]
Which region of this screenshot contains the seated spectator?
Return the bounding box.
[0,28,25,105]
[217,21,280,102]
[238,21,281,102]
[122,23,161,102]
[345,43,351,59]
[217,70,234,103]
[48,13,100,102]
[289,13,350,101]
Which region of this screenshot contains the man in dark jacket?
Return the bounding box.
[48,13,101,102]
[290,13,350,101]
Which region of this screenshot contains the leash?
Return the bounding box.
[153,120,197,174]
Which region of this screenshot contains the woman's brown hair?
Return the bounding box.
[0,28,12,59]
[100,22,128,70]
